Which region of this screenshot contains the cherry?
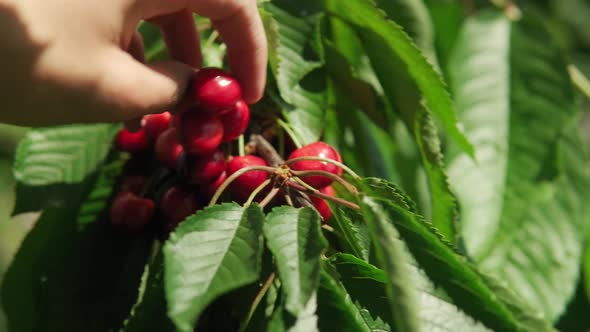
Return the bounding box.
[288,142,342,189]
[205,171,227,198]
[226,155,270,202]
[310,186,335,222]
[190,68,242,112]
[110,191,155,232]
[179,110,224,156]
[120,175,147,195]
[187,149,226,184]
[155,127,184,169]
[114,128,150,153]
[143,112,172,140]
[160,186,202,231]
[220,100,250,142]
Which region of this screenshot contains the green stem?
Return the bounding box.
[286,181,360,211]
[569,65,590,100]
[276,119,303,149]
[291,170,358,194]
[238,135,246,157]
[244,179,272,207]
[239,272,276,332]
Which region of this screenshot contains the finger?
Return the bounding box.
[127,30,146,63]
[209,3,267,103]
[150,9,202,68]
[94,47,194,121]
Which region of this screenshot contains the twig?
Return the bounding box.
[259,186,281,208]
[251,134,284,167]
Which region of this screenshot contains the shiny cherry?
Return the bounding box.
[220,100,250,142]
[114,128,150,153]
[190,68,242,112]
[143,112,172,140]
[226,155,270,202]
[310,186,335,222]
[179,110,224,156]
[188,149,226,184]
[155,127,184,169]
[288,142,342,189]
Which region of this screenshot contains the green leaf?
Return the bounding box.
[360,196,420,332]
[14,124,118,186]
[326,0,461,243]
[361,178,555,332]
[447,11,590,320]
[268,293,319,332]
[325,0,473,157]
[317,267,370,332]
[263,206,327,315]
[330,205,371,261]
[330,254,492,332]
[2,176,153,332]
[122,249,175,332]
[164,203,265,332]
[77,159,124,226]
[261,4,326,145]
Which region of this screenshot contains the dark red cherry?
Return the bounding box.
[143,112,172,140]
[155,127,184,169]
[160,186,202,231]
[288,142,342,189]
[220,100,250,142]
[179,111,224,156]
[226,155,270,202]
[110,191,154,232]
[115,128,150,153]
[120,175,147,195]
[188,149,226,184]
[205,171,227,199]
[190,68,242,112]
[310,186,335,222]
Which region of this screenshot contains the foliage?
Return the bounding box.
[3,0,590,331]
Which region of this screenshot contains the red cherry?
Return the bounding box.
[220,100,250,142]
[205,171,227,198]
[188,149,226,184]
[226,155,270,202]
[110,192,154,232]
[155,127,184,169]
[160,186,202,231]
[120,175,147,195]
[143,112,172,140]
[179,111,224,156]
[190,68,242,112]
[310,186,335,222]
[287,142,342,189]
[115,128,150,153]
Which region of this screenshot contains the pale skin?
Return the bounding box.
[0,0,267,126]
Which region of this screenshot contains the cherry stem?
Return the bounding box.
[252,134,284,167]
[276,119,302,148]
[259,186,281,208]
[291,170,358,194]
[285,157,360,180]
[244,179,272,207]
[286,181,360,211]
[239,272,276,332]
[284,186,295,207]
[238,135,245,157]
[322,224,335,233]
[208,165,277,207]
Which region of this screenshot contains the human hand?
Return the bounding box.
[0,0,267,126]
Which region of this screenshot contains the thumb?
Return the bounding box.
[93,47,194,122]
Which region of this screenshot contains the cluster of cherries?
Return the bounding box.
[109,67,341,234]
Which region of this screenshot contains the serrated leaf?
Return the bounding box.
[361,178,555,332]
[164,203,264,332]
[330,205,371,261]
[360,196,420,332]
[122,249,175,332]
[317,267,370,332]
[325,0,473,157]
[77,159,124,226]
[447,11,590,320]
[261,4,326,145]
[14,124,118,186]
[264,206,327,315]
[268,293,319,332]
[330,254,492,332]
[2,176,153,332]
